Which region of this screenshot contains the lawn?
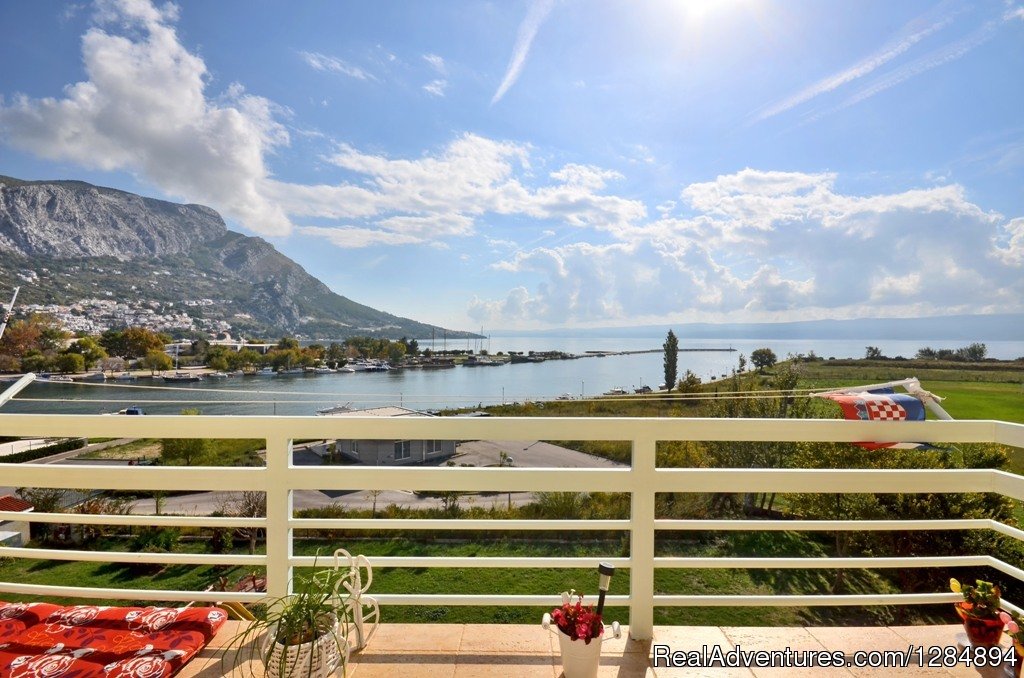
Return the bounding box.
[0,534,962,627]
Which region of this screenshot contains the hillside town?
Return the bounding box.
[19,297,233,337]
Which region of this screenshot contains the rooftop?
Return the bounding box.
[0,494,32,513]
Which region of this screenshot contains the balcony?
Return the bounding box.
[2,413,1024,676]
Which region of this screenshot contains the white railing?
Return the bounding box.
[1,414,1023,640]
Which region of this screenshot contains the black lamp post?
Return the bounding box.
[596,562,615,617]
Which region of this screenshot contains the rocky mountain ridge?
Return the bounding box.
[0,176,474,339]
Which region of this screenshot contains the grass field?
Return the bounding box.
[0,535,956,627]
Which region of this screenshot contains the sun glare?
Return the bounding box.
[667,0,760,26]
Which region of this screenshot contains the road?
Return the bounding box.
[131,442,623,514]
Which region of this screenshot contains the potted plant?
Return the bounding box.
[1000,610,1024,678]
[229,565,351,677]
[543,591,608,678]
[950,578,1004,647]
[542,563,621,678]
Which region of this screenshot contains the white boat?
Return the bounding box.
[255,367,275,376]
[46,375,74,383]
[228,370,245,376]
[207,371,229,379]
[115,372,136,381]
[313,367,335,374]
[277,367,305,375]
[316,402,353,416]
[161,371,203,383]
[603,387,627,396]
[347,361,369,372]
[337,366,355,373]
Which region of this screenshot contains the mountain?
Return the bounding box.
[495,315,1024,341]
[0,175,478,340]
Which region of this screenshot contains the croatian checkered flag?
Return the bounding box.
[820,388,937,450]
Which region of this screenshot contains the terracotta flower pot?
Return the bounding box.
[955,603,1004,647]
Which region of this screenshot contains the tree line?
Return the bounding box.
[0,313,424,374]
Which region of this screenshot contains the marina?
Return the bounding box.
[4,336,1022,417]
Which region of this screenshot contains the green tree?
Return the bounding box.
[160,409,210,466]
[100,327,168,359]
[956,343,987,361]
[865,346,883,359]
[677,369,702,393]
[750,348,777,371]
[663,330,678,393]
[66,337,108,369]
[142,349,173,374]
[53,352,85,374]
[387,342,407,364]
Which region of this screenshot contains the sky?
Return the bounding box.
[0,0,1022,333]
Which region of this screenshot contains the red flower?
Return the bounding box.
[549,592,604,644]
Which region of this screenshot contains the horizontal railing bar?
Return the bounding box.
[653,468,993,493]
[289,518,630,531]
[984,556,1024,584]
[0,546,265,566]
[655,593,963,607]
[990,470,1024,502]
[284,466,632,492]
[0,582,264,603]
[282,466,998,493]
[990,521,1024,543]
[653,556,989,569]
[0,465,1000,494]
[371,594,631,606]
[0,510,266,528]
[0,414,1013,444]
[292,556,631,569]
[654,519,995,531]
[995,421,1024,449]
[0,464,265,491]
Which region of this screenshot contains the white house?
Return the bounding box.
[322,406,456,466]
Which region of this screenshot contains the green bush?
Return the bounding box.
[132,526,180,552]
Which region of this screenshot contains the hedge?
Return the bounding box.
[1,437,87,464]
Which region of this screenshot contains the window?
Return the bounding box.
[394,440,412,460]
[427,440,444,455]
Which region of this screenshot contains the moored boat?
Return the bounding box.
[161,372,203,383]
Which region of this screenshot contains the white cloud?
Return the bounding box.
[470,168,1023,325]
[299,51,375,80]
[753,12,953,122]
[491,0,554,104]
[297,226,423,249]
[423,79,448,97]
[423,53,446,73]
[995,217,1024,265]
[0,0,293,235]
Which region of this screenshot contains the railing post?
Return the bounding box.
[630,435,656,640]
[265,435,293,603]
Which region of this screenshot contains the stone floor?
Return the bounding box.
[180,622,1017,677]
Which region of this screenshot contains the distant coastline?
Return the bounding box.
[492,313,1024,342]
